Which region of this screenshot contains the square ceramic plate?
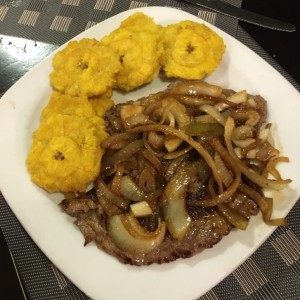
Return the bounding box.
[1,6,300,300]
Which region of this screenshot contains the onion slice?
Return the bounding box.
[227,90,247,104]
[193,138,241,207]
[163,162,199,240]
[101,139,144,171]
[238,183,287,226]
[218,203,249,230]
[214,152,233,188]
[266,156,290,180]
[107,214,166,254]
[167,80,223,97]
[183,122,223,137]
[224,117,292,190]
[101,133,139,150]
[120,175,150,202]
[96,178,130,210]
[199,104,226,126]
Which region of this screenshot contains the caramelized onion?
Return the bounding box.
[101,133,139,150]
[267,157,290,180]
[102,139,144,171]
[164,153,189,181]
[193,138,241,207]
[96,178,130,210]
[163,145,192,160]
[163,162,200,240]
[218,203,249,230]
[167,80,223,97]
[174,95,214,106]
[258,125,271,142]
[120,104,144,120]
[99,196,123,216]
[146,131,165,150]
[120,176,149,202]
[110,165,124,195]
[160,98,190,128]
[238,184,287,226]
[194,114,218,123]
[199,104,226,125]
[251,141,280,161]
[214,152,233,188]
[107,214,166,254]
[227,90,247,104]
[236,127,253,141]
[183,122,223,137]
[164,137,183,152]
[142,132,165,157]
[128,124,223,191]
[122,113,149,129]
[129,201,153,217]
[138,168,156,193]
[224,117,292,190]
[231,109,260,127]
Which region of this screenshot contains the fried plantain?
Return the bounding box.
[50,38,121,97]
[160,20,225,79]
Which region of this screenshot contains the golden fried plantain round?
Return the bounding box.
[101,13,163,91]
[160,21,226,79]
[27,113,107,193]
[50,38,121,97]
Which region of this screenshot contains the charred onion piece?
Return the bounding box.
[107,214,166,254]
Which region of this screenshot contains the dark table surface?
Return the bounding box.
[0,1,299,299]
[241,0,300,84]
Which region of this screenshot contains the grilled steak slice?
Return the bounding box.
[60,191,232,266]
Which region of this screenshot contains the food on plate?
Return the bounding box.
[26,92,111,193]
[101,12,163,91]
[50,38,121,97]
[60,80,291,265]
[26,12,290,265]
[160,21,225,79]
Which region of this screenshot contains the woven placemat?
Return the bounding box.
[0,0,239,45]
